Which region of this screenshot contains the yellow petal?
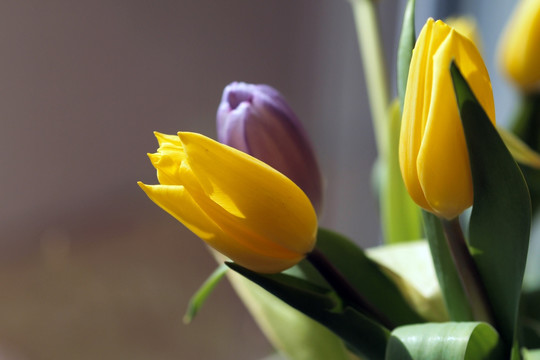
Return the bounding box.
[420,24,494,219]
[138,182,218,240]
[419,29,473,219]
[148,132,186,185]
[499,0,540,91]
[138,182,303,273]
[148,152,182,185]
[400,18,435,213]
[445,16,482,51]
[400,19,495,219]
[178,132,317,256]
[175,158,304,261]
[154,131,182,147]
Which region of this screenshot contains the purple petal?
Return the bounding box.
[216,82,323,214]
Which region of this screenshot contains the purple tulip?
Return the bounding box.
[217,82,323,215]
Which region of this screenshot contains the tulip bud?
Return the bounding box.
[217,82,323,215]
[498,0,540,92]
[399,19,496,219]
[138,132,318,273]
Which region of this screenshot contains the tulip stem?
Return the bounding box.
[350,0,423,245]
[306,248,395,329]
[441,218,495,326]
[349,0,390,157]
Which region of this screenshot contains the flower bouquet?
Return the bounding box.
[138,0,540,359]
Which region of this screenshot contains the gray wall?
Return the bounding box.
[0,0,380,251]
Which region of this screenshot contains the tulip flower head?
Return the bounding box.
[399,19,496,220]
[217,82,323,214]
[139,132,318,273]
[498,0,540,92]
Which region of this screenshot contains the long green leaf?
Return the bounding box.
[498,125,540,169]
[523,348,540,360]
[387,0,422,245]
[227,262,389,359]
[386,322,504,360]
[381,101,422,244]
[451,62,531,347]
[226,272,351,360]
[314,228,425,326]
[422,211,472,321]
[397,0,416,112]
[183,264,228,324]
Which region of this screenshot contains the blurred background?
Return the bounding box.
[0,0,517,359]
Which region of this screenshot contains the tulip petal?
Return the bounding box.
[400,19,436,213]
[138,182,218,240]
[175,158,307,260]
[243,103,322,215]
[419,28,472,219]
[155,131,182,147]
[418,23,494,219]
[178,132,317,255]
[216,82,323,214]
[400,19,495,219]
[138,182,304,273]
[216,101,250,153]
[149,140,305,262]
[148,152,182,185]
[499,0,540,91]
[148,132,186,185]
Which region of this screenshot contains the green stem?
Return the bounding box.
[349,0,390,157]
[306,248,395,329]
[350,0,422,244]
[441,218,495,326]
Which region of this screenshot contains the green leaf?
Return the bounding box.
[381,101,422,244]
[386,322,505,360]
[422,211,473,321]
[523,348,540,360]
[451,62,531,347]
[226,272,351,360]
[397,0,416,112]
[314,228,425,326]
[183,264,228,324]
[227,262,389,359]
[387,0,422,245]
[498,125,540,169]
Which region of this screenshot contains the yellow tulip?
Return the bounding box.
[399,19,496,220]
[138,132,317,273]
[498,0,540,92]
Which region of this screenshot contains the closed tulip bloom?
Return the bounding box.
[138,132,318,273]
[217,82,323,215]
[399,19,496,219]
[498,0,540,92]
